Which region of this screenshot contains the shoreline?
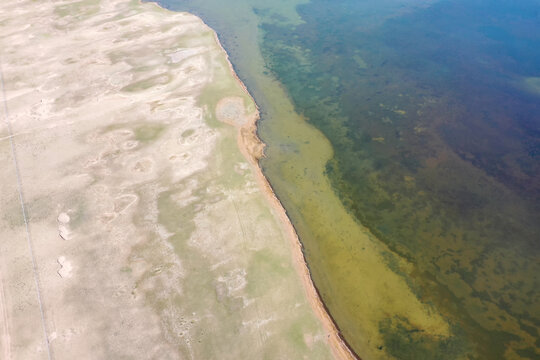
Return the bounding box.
[205,18,359,360]
[1,0,357,356]
[143,2,358,358]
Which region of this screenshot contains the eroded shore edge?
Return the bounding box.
[155,3,359,359]
[214,35,359,360]
[143,2,358,358]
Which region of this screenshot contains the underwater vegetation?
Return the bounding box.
[161,0,540,357]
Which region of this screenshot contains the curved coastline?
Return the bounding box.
[209,24,359,360]
[145,1,358,358]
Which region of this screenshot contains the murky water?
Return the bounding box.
[157,0,540,358]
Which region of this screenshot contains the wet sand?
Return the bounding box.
[212,31,357,360]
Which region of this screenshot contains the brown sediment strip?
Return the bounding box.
[208,25,360,360]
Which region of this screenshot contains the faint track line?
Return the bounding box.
[230,198,267,348]
[0,266,12,360]
[0,61,53,360]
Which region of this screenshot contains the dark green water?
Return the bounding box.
[157,0,540,358]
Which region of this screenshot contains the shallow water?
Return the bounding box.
[157,0,539,358]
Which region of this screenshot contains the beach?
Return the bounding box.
[0,0,347,358]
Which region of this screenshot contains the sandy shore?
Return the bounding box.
[210,28,357,360]
[0,0,345,358]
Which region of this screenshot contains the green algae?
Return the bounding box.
[157,0,539,358]
[181,128,195,138]
[256,1,540,358]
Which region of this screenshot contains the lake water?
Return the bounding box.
[156,0,540,358]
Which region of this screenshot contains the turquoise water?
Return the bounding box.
[157,0,539,358]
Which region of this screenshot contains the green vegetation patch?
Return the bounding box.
[379,317,469,360]
[121,73,173,92]
[54,0,100,18]
[246,249,292,296]
[134,124,166,143]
